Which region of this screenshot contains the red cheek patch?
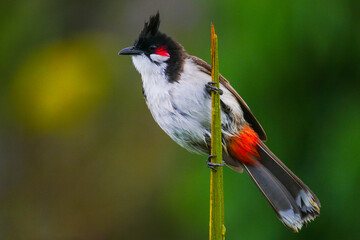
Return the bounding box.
[155,46,170,57]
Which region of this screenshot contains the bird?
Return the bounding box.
[118,12,320,232]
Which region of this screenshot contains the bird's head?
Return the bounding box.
[119,12,185,82]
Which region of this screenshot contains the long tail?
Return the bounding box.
[225,125,320,232]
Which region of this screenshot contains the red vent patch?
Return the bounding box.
[228,125,261,165]
[155,46,170,57]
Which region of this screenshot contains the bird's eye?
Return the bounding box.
[149,45,157,51]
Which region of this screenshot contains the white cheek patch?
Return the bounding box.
[150,54,170,63]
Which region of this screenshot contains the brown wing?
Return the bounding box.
[188,55,267,141]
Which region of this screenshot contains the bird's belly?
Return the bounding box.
[145,90,211,154]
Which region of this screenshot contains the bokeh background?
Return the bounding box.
[1,0,359,239]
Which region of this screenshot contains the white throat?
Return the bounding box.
[132,53,169,77]
[132,53,171,101]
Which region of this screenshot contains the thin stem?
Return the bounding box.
[209,24,225,240]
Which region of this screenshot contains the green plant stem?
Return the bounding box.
[209,24,225,240]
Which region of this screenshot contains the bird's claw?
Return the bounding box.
[207,154,225,171]
[206,82,223,95]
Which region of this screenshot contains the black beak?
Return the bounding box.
[118,46,143,55]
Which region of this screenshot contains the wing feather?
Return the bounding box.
[188,55,267,141]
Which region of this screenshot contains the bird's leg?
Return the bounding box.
[207,154,225,171]
[206,81,223,95]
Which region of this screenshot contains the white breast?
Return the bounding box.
[132,55,244,154]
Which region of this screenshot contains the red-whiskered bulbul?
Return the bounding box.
[119,13,320,232]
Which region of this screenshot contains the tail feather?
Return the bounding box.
[257,143,320,221]
[225,142,320,232]
[242,163,304,231]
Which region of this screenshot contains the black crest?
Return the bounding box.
[135,12,161,48]
[140,12,160,39]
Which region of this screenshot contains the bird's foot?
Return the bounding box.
[207,154,225,171]
[206,82,223,95]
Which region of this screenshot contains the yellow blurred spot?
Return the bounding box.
[11,37,111,132]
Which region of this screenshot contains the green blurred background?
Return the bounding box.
[1,0,359,239]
